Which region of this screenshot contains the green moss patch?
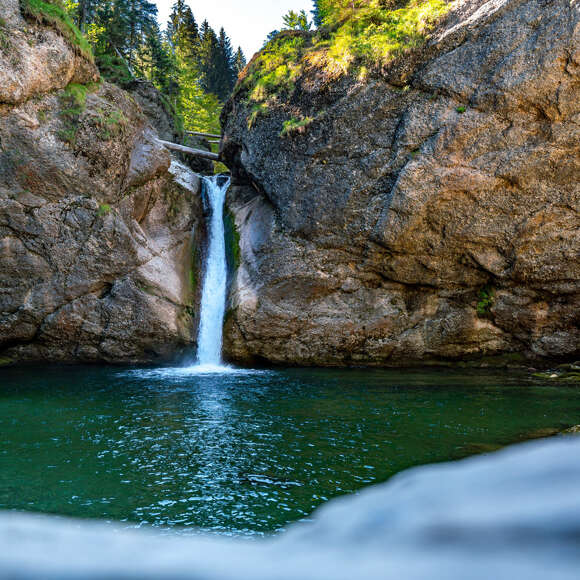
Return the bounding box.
[20,0,93,62]
[476,284,495,319]
[224,210,241,272]
[57,82,97,146]
[280,116,315,137]
[0,356,14,367]
[97,203,111,216]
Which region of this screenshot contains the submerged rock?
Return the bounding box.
[1,437,579,579]
[0,1,203,363]
[221,0,580,367]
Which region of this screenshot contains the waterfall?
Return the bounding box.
[194,175,230,369]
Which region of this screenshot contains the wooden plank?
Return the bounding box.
[157,139,220,161]
[185,131,222,139]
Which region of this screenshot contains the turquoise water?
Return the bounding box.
[0,365,578,536]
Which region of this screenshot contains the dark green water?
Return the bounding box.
[1,365,579,536]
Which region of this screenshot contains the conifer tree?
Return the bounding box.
[311,1,323,27]
[282,9,311,31]
[233,47,247,76]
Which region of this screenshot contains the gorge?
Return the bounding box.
[0,0,579,576]
[0,0,577,368]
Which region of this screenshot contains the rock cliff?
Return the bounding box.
[0,0,203,364]
[221,0,580,366]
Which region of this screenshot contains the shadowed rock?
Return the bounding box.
[221,0,580,367]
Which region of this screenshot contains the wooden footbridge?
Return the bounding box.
[158,131,222,162]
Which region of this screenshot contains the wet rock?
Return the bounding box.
[0,3,204,364]
[221,0,580,367]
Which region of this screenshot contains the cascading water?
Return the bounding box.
[194,175,230,370]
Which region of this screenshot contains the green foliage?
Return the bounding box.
[65,82,91,107]
[476,285,495,318]
[237,31,308,103]
[189,238,200,293]
[97,203,111,216]
[280,116,314,136]
[456,105,466,113]
[93,107,128,140]
[57,82,95,146]
[20,0,93,61]
[325,0,450,69]
[239,0,452,107]
[0,356,14,367]
[96,53,133,86]
[283,9,312,31]
[52,1,243,153]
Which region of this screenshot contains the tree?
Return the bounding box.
[311,1,323,27]
[233,47,246,76]
[216,27,236,98]
[167,0,199,58]
[282,9,311,31]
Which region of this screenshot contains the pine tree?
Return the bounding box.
[167,0,199,58]
[311,1,323,27]
[282,9,311,31]
[198,22,223,98]
[215,27,236,99]
[233,47,246,76]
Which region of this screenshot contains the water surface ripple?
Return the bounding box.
[1,366,578,536]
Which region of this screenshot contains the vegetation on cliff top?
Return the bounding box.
[236,0,452,105]
[20,0,94,61]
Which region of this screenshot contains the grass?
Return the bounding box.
[456,105,466,113]
[247,102,270,128]
[20,0,93,62]
[236,0,452,112]
[280,116,315,137]
[57,82,97,146]
[0,17,10,54]
[237,31,308,104]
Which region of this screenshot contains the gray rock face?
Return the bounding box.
[221,0,580,367]
[0,2,202,364]
[1,436,580,579]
